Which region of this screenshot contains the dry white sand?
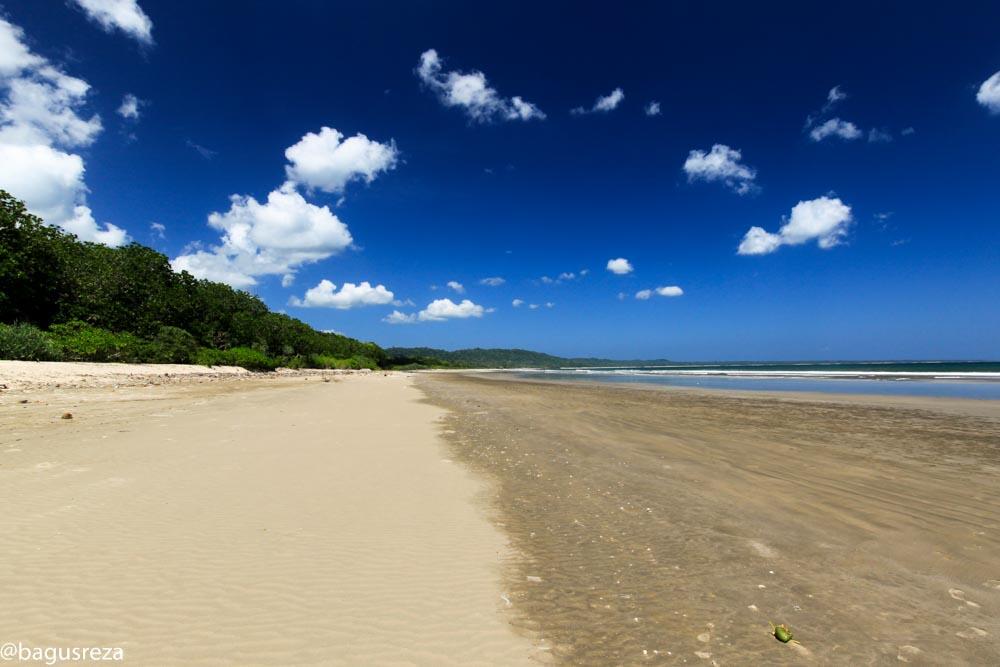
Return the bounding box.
[0,368,535,665]
[0,359,253,390]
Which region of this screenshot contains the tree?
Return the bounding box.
[0,191,74,326]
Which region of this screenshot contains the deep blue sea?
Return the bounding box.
[512,362,1000,400]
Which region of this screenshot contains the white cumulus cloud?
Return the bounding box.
[644,101,661,116]
[172,182,352,288]
[383,310,417,324]
[479,276,505,286]
[69,0,153,44]
[738,196,852,256]
[289,279,394,309]
[809,118,862,142]
[117,93,142,120]
[386,298,489,324]
[0,18,127,246]
[512,298,524,307]
[175,121,397,288]
[683,144,758,195]
[572,87,624,114]
[416,49,544,123]
[419,298,485,321]
[977,70,1000,114]
[446,280,465,293]
[606,257,634,274]
[636,286,684,300]
[284,126,398,193]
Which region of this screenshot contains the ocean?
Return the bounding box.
[512,361,1000,400]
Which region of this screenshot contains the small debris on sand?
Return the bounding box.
[61,412,73,420]
[955,627,988,639]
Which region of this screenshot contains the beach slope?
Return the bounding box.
[0,369,533,665]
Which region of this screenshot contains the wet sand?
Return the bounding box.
[420,373,1000,664]
[0,369,534,665]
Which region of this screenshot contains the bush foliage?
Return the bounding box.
[0,322,63,361]
[48,321,150,363]
[195,347,281,372]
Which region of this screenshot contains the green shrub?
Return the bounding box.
[283,354,308,369]
[0,322,63,361]
[306,353,377,370]
[306,354,338,369]
[145,326,199,364]
[195,346,279,372]
[48,321,146,362]
[346,355,378,370]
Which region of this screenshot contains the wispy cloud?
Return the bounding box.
[416,49,544,123]
[117,93,144,120]
[537,269,588,285]
[572,88,624,115]
[867,127,892,143]
[185,139,217,160]
[809,118,862,142]
[69,0,153,45]
[683,144,758,195]
[823,85,847,112]
[636,286,683,299]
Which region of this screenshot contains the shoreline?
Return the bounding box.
[1,368,535,665]
[469,371,1000,418]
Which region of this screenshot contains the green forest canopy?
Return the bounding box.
[0,190,384,370]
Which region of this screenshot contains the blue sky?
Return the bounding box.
[1,1,998,360]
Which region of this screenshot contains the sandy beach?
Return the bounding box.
[0,364,534,665]
[421,373,1000,664]
[5,363,1000,665]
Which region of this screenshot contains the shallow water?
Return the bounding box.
[421,374,1000,664]
[514,370,1000,400]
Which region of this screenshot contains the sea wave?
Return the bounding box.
[526,368,1000,381]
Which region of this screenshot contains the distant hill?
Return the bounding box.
[385,346,672,369]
